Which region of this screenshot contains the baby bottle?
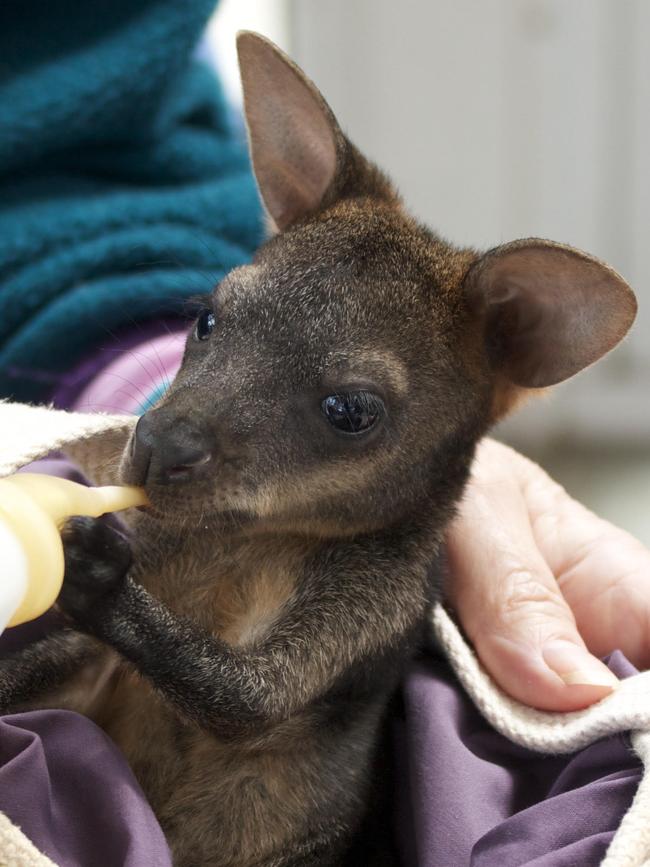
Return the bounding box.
[0,473,147,632]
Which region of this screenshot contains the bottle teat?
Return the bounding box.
[0,473,147,631]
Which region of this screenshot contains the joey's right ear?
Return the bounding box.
[236,31,344,231]
[465,238,637,393]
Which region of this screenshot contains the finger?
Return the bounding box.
[445,460,618,711]
[520,463,650,667]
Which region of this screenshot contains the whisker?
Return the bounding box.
[132,255,221,295]
[125,346,176,392]
[148,340,175,393]
[186,230,245,283]
[98,371,158,406]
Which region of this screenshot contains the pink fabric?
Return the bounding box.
[72,329,186,415]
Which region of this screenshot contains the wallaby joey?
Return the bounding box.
[0,32,637,867]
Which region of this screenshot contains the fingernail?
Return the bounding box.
[542,640,619,689]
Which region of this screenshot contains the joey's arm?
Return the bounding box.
[60,518,432,734]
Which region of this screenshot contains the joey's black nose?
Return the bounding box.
[131,413,213,485]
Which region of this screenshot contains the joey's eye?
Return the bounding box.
[194,309,216,341]
[321,391,385,435]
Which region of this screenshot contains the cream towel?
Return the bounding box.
[0,400,648,866]
[0,813,57,867]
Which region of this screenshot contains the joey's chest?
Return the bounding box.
[130,530,308,646]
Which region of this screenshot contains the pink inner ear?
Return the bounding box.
[468,242,637,388]
[238,33,338,230]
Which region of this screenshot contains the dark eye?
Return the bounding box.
[194,309,216,341]
[321,391,385,435]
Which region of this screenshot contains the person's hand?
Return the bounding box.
[445,439,650,711]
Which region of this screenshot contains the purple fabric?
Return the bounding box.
[396,650,641,867]
[0,711,172,867]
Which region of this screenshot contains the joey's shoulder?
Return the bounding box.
[308,521,441,583]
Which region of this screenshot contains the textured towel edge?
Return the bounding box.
[0,812,58,867]
[0,399,135,483]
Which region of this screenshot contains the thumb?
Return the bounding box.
[445,474,619,712]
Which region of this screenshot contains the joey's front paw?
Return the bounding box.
[58,516,132,627]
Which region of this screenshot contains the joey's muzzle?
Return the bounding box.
[131,413,213,486]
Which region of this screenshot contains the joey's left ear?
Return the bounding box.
[465,239,637,388]
[236,31,395,232]
[237,31,342,231]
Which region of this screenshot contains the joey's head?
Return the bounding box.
[121,33,637,536]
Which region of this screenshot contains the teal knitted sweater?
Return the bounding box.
[0,0,262,402]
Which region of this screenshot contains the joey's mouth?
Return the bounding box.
[128,473,248,522]
[121,429,254,524]
[134,491,255,532]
